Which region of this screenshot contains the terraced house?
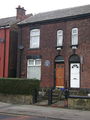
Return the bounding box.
[18,5,90,89]
[0,6,32,78]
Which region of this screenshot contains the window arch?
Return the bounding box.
[69,54,80,63]
[55,55,64,63]
[71,28,78,46]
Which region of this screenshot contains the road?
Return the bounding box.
[0,102,90,120]
[0,113,61,120]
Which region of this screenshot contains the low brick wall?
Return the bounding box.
[0,94,33,104]
[68,98,90,110]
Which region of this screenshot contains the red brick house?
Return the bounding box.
[0,6,32,77]
[18,5,90,89]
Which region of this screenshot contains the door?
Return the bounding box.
[70,63,80,88]
[56,63,64,88]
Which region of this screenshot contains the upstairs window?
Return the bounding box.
[57,30,63,47]
[72,28,78,46]
[30,29,40,48]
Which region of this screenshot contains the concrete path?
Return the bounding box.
[0,113,57,120]
[0,102,90,120]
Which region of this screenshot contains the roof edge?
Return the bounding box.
[18,12,90,26]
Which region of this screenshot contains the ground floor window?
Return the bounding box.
[27,59,41,80]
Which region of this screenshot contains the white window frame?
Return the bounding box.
[57,30,63,47]
[27,59,41,67]
[27,59,41,80]
[71,28,78,46]
[30,29,40,48]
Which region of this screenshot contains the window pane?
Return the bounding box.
[72,34,78,45]
[30,29,40,36]
[30,29,40,48]
[27,66,41,80]
[57,30,63,46]
[28,59,34,66]
[57,30,63,35]
[72,28,78,45]
[30,37,38,48]
[35,59,41,66]
[72,28,78,34]
[31,31,39,36]
[57,35,63,46]
[30,36,40,48]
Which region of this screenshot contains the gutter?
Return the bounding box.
[17,26,24,77]
[0,25,10,29]
[3,28,6,77]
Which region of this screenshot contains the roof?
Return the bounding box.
[19,4,90,25]
[0,16,19,27]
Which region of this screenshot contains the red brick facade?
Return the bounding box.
[0,6,31,78]
[18,16,90,89]
[0,26,18,77]
[0,28,10,77]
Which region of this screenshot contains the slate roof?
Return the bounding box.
[18,4,90,25]
[0,16,19,27]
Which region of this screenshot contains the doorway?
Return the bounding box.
[55,56,64,88]
[69,54,80,88]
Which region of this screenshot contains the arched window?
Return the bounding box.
[71,28,78,48]
[30,29,40,48]
[57,30,63,47]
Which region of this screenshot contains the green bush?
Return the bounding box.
[0,78,40,95]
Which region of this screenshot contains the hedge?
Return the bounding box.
[0,78,40,95]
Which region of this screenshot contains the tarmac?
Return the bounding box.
[0,102,90,120]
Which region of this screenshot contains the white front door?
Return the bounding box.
[70,63,80,88]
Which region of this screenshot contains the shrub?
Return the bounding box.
[0,78,40,95]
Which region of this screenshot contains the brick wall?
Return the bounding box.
[18,17,90,88]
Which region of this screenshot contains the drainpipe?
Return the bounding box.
[17,26,24,77]
[3,27,6,77]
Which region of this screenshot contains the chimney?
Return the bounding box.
[16,5,26,20]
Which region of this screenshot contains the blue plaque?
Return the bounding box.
[44,60,50,66]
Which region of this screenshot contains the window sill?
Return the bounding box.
[70,45,78,49]
[27,48,41,50]
[56,46,63,50]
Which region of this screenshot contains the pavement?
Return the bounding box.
[0,102,90,120]
[0,113,56,120]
